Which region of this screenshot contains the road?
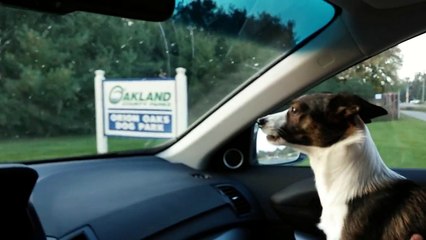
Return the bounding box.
[400,110,426,121]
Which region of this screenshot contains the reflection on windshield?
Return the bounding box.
[174,0,334,122]
[214,0,334,38]
[0,0,334,162]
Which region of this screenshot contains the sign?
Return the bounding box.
[102,79,177,138]
[94,68,187,153]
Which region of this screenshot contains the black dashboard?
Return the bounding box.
[6,152,426,240]
[10,157,265,240]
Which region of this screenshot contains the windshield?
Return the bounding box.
[0,0,334,162]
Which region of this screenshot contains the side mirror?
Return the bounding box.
[255,126,306,165]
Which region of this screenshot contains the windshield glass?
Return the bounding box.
[0,0,334,162]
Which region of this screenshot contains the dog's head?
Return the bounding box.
[257,93,387,147]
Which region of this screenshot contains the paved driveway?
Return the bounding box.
[400,110,426,121]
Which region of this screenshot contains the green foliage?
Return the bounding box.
[308,47,403,100]
[400,72,426,102]
[335,47,403,94]
[309,77,376,100]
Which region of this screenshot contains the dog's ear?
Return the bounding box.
[328,93,388,123]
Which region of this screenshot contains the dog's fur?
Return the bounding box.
[257,93,426,240]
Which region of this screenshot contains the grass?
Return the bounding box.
[369,115,426,168]
[0,136,167,163]
[293,114,426,168]
[0,115,425,168]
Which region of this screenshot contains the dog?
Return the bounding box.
[257,93,426,240]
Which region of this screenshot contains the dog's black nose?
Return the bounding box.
[257,117,267,128]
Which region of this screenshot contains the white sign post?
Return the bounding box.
[94,70,108,154]
[94,68,188,154]
[175,67,188,135]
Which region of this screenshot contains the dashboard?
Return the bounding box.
[6,149,426,240]
[7,157,265,240]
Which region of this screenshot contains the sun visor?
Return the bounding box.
[0,0,175,21]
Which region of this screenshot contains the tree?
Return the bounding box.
[336,47,403,94]
[310,47,403,101]
[403,72,426,102]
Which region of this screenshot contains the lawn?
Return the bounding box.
[0,136,167,163]
[0,115,425,168]
[369,114,426,168]
[292,114,426,168]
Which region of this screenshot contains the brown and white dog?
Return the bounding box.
[257,93,426,240]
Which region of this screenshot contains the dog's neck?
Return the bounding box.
[301,117,403,205]
[298,117,404,239]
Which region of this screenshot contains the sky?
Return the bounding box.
[398,33,426,80]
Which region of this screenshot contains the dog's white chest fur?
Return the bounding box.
[305,126,403,240]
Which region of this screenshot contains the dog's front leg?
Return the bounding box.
[318,204,347,240]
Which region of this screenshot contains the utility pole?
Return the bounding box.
[406,82,410,103]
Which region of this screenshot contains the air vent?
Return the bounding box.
[191,173,211,179]
[216,185,251,216]
[60,226,97,240]
[70,233,88,240]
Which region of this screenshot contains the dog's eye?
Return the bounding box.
[290,106,297,113]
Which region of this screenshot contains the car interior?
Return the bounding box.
[1,0,426,239]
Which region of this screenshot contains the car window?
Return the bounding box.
[257,33,426,168]
[0,1,335,162]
